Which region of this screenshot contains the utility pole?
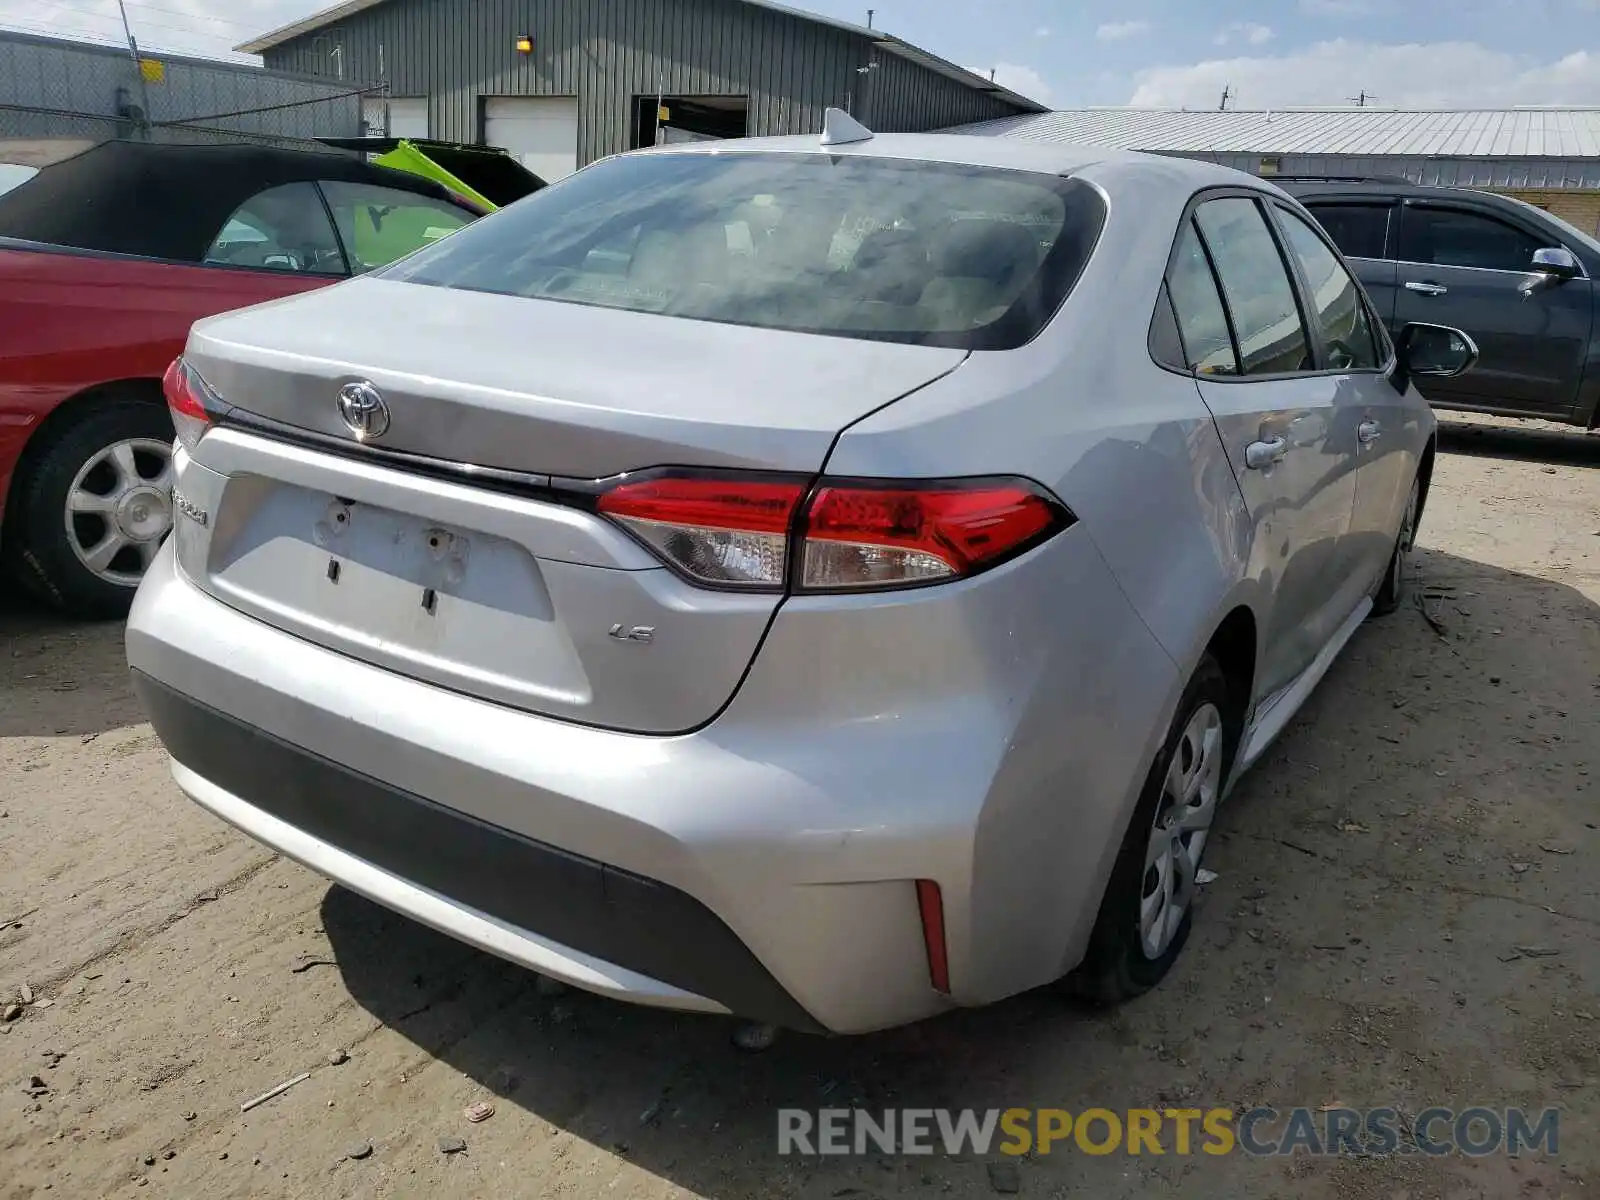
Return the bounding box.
[115,0,153,135]
[1347,90,1376,107]
[1219,84,1232,111]
[866,8,874,28]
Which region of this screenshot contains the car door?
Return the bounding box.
[1170,194,1362,700]
[1299,198,1400,327]
[1271,202,1422,597]
[1393,201,1591,418]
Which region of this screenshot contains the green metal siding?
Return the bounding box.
[263,0,1023,165]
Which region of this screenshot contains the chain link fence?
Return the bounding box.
[0,29,368,152]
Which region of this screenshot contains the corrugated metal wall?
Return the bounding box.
[864,50,1017,133]
[263,0,1020,163]
[0,30,362,146]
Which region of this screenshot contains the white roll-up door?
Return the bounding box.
[384,98,430,139]
[483,96,579,184]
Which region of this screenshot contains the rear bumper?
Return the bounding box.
[128,522,1178,1034]
[133,671,820,1031]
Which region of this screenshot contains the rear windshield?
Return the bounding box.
[380,151,1106,349]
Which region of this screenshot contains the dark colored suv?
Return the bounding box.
[1281,178,1600,427]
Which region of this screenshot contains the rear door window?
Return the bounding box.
[1194,197,1313,376]
[1398,206,1544,272]
[318,181,473,272]
[1166,219,1239,376]
[205,182,346,275]
[380,151,1107,349]
[1303,203,1391,260]
[1275,207,1382,370]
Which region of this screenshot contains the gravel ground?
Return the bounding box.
[1,414,1597,1200]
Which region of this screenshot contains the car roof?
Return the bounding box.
[0,139,463,262]
[636,131,1271,190]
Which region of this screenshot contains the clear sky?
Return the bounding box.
[4,0,1598,109]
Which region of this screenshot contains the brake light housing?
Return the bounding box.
[162,357,218,452]
[595,469,1071,594]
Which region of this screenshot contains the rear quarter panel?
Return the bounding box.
[822,157,1258,989]
[0,245,329,520]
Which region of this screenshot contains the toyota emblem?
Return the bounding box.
[337,381,391,441]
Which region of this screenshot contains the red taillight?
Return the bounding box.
[802,482,1062,590]
[596,471,1068,592]
[915,880,951,994]
[597,475,806,588]
[162,357,211,451]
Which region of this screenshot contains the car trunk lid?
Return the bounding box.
[175,279,966,732]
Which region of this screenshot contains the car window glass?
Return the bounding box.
[205,182,346,274]
[378,151,1108,350]
[1276,208,1380,370]
[318,181,473,273]
[1166,219,1238,375]
[1399,207,1543,272]
[1304,204,1389,259]
[1194,197,1312,376]
[0,163,37,199]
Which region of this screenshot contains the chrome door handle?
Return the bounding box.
[1244,436,1289,470]
[1358,420,1382,445]
[1405,281,1449,297]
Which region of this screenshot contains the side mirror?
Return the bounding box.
[1521,246,1581,297]
[1395,322,1479,382]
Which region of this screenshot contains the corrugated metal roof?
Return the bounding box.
[237,0,1045,113]
[954,107,1600,159]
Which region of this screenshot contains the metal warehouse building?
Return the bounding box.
[238,0,1043,183]
[959,107,1600,235]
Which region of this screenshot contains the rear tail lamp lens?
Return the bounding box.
[597,476,806,588]
[802,483,1062,590]
[597,472,1069,592]
[162,357,217,452]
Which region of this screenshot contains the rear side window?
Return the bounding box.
[0,163,36,199]
[1399,206,1543,272]
[1166,220,1239,375]
[319,181,473,273]
[380,151,1107,349]
[1276,208,1381,370]
[1194,197,1312,376]
[205,182,346,275]
[1304,203,1390,259]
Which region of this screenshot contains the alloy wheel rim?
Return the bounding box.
[1140,701,1224,960]
[62,437,175,587]
[1391,483,1419,600]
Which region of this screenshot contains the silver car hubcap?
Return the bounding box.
[1140,702,1224,960]
[63,438,174,587]
[1390,483,1419,600]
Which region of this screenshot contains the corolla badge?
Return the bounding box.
[337,380,391,441]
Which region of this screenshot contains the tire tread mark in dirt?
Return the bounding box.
[27,853,280,993]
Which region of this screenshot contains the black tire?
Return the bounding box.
[1068,654,1235,1005]
[3,396,174,619]
[1371,476,1421,617]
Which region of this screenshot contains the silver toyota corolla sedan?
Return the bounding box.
[127,117,1476,1036]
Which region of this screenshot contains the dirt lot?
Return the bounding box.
[2,414,1597,1200]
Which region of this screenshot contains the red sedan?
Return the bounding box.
[0,139,479,616]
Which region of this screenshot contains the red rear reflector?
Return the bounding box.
[915,879,951,994]
[597,475,805,588]
[801,482,1063,589]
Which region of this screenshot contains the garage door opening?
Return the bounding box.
[633,95,749,148]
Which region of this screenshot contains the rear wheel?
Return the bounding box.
[4,397,174,618]
[1371,476,1420,617]
[1069,655,1232,1004]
